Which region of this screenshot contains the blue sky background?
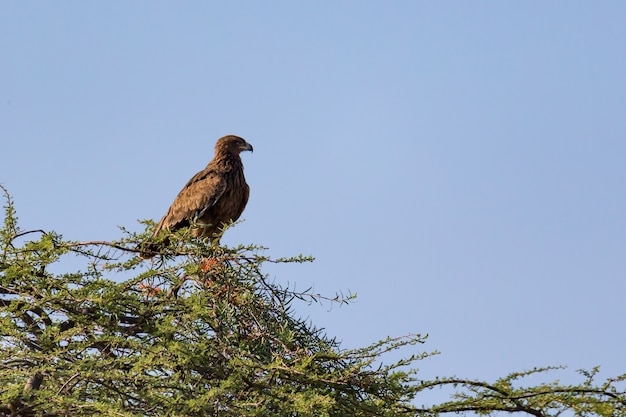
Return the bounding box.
[2,1,625,404]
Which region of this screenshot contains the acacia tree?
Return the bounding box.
[1,186,625,416]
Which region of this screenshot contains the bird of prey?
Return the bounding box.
[139,135,253,259]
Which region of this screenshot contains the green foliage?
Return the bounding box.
[1,186,625,416]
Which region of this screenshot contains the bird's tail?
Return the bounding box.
[138,237,170,260]
[138,244,156,260]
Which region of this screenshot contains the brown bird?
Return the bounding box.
[139,135,253,259]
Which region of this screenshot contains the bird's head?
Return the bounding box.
[215,135,254,156]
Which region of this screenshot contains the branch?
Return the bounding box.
[58,240,140,254]
[414,377,626,416]
[12,230,47,240]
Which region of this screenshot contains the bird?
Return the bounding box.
[139,135,253,259]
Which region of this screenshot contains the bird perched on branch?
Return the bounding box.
[139,135,253,259]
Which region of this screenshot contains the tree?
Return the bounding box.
[1,185,624,416]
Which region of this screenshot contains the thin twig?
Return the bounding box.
[59,241,140,253]
[12,229,48,239]
[57,372,81,395]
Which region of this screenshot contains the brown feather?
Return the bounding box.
[140,135,252,259]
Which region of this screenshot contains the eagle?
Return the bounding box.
[139,135,253,259]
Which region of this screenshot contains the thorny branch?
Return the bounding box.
[2,196,625,416]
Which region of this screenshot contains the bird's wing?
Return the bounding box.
[152,168,227,236]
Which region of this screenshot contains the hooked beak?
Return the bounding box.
[243,141,253,153]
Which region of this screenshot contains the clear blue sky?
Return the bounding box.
[2,1,625,400]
